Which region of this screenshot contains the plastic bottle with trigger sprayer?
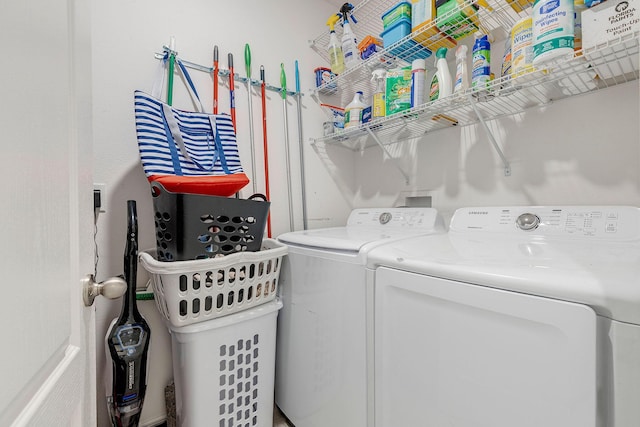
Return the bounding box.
[453,44,470,97]
[340,3,361,70]
[372,69,386,118]
[326,14,345,74]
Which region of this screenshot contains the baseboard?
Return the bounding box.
[140,415,167,427]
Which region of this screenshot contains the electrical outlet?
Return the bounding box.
[398,190,433,207]
[94,183,107,213]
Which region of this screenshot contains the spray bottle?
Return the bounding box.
[340,3,360,70]
[326,14,345,74]
[106,200,151,427]
[371,69,386,118]
[453,44,470,97]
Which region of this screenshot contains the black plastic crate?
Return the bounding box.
[150,182,270,261]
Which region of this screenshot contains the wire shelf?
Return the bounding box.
[310,0,529,94]
[314,30,639,149]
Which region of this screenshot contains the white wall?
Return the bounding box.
[90,0,640,425]
[91,0,353,425]
[351,80,640,223]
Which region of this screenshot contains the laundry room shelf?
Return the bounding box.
[315,33,639,148]
[309,0,523,85]
[309,0,640,179]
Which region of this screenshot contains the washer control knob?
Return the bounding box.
[516,213,540,231]
[379,212,392,225]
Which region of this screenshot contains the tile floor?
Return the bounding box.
[273,404,294,426]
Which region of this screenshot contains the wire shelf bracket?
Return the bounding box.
[467,93,511,177]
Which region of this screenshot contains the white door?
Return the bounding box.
[0,0,96,426]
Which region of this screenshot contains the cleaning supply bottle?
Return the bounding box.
[326,14,345,74]
[429,47,452,101]
[344,91,367,128]
[411,59,427,108]
[340,3,361,69]
[574,0,585,56]
[453,44,470,96]
[472,32,491,92]
[501,35,512,79]
[371,69,387,118]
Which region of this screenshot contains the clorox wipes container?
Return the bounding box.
[532,0,575,65]
[511,16,535,77]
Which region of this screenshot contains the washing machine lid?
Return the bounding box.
[368,206,640,324]
[278,207,443,253]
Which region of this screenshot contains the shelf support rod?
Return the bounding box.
[467,93,511,176]
[365,127,410,184]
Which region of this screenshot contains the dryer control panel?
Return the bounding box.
[347,208,442,230]
[450,206,640,240]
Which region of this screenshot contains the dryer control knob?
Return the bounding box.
[516,213,540,231]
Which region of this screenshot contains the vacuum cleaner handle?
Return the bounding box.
[125,200,138,292]
[107,200,150,427]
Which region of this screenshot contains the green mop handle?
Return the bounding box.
[167,43,176,106]
[245,44,251,80]
[280,63,287,100]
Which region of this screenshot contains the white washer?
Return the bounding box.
[367,206,640,427]
[274,208,444,427]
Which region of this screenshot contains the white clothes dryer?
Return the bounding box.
[274,208,444,427]
[367,206,640,427]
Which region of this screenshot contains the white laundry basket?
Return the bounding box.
[139,239,287,328]
[169,299,282,427]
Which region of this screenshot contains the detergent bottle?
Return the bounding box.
[344,91,367,128]
[340,3,361,69]
[371,69,387,118]
[326,14,345,74]
[429,47,452,101]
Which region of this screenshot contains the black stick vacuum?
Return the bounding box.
[106,200,151,427]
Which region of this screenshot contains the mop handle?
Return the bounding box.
[280,63,295,231]
[167,38,176,106]
[213,45,219,114]
[244,43,251,81]
[294,60,308,230]
[295,60,300,94]
[245,43,257,194]
[261,65,272,238]
[280,63,287,100]
[229,53,236,132]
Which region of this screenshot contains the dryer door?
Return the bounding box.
[375,267,597,427]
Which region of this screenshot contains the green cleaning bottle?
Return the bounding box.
[326,14,345,75]
[429,47,452,101]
